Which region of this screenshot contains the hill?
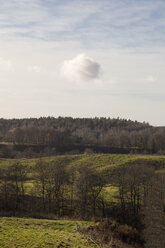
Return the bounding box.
[0,153,165,247]
[0,117,165,157]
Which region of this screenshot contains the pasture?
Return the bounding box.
[0,217,104,248]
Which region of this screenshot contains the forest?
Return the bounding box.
[0,117,165,158]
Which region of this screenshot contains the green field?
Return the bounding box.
[0,153,165,198]
[1,153,165,171]
[0,217,106,248]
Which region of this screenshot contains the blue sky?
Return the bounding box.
[0,0,165,125]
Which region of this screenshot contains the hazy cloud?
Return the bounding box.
[0,1,165,125]
[0,57,14,72]
[62,54,101,81]
[27,65,41,73]
[145,76,158,83]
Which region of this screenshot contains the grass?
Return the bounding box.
[0,217,106,248]
[0,153,165,200]
[102,185,119,203]
[1,153,165,170]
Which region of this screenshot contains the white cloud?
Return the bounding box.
[0,57,14,72]
[0,1,164,125]
[62,54,101,81]
[0,0,164,50]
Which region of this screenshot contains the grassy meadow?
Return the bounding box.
[1,153,165,171]
[0,153,165,200]
[0,217,105,248]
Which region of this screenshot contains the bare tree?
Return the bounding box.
[112,163,154,226]
[34,158,69,215]
[143,174,165,248]
[76,163,105,218]
[34,159,48,212]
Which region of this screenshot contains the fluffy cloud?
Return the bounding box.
[62,54,101,81]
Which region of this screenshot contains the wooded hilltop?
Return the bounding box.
[0,117,164,158]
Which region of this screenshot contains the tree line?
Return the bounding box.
[0,117,165,156]
[0,159,164,247]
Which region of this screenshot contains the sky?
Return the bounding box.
[0,0,165,126]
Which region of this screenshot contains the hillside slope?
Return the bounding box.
[1,117,164,156]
